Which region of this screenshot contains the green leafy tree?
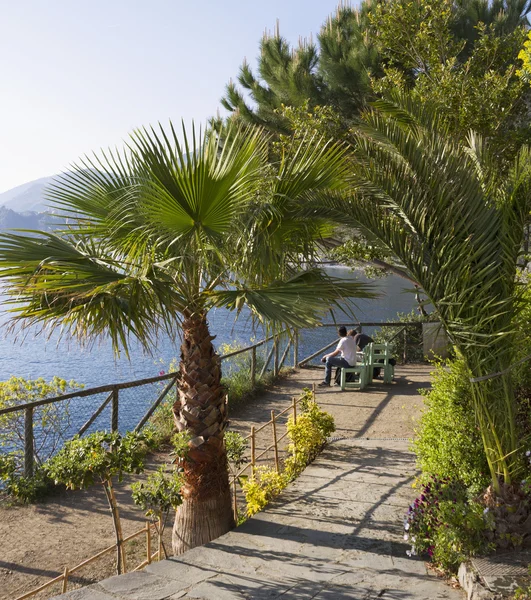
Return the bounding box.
[223,0,529,145]
[45,431,148,574]
[326,93,531,492]
[0,123,374,553]
[517,29,531,82]
[371,0,530,164]
[452,0,531,54]
[224,0,531,283]
[131,466,183,560]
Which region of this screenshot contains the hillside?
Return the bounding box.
[0,175,55,213]
[0,206,62,231]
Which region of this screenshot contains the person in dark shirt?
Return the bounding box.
[349,329,373,351]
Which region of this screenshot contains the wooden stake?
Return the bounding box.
[292,397,297,424]
[158,515,163,561]
[232,477,238,522]
[122,542,128,574]
[102,479,124,575]
[61,567,69,594]
[312,383,316,401]
[146,522,152,565]
[250,426,256,475]
[271,411,279,473]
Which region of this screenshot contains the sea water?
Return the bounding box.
[0,268,419,386]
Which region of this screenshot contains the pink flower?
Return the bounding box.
[159,370,165,376]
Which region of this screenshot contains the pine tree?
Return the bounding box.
[222,0,530,136]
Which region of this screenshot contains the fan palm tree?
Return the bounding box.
[0,123,375,553]
[324,95,531,491]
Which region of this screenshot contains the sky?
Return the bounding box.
[0,0,345,193]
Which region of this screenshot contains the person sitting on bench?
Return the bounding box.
[350,328,374,351]
[319,326,357,387]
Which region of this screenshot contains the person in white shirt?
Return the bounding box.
[318,326,357,387]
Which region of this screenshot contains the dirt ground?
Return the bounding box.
[0,364,431,600]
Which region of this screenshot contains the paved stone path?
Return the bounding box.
[53,436,464,599]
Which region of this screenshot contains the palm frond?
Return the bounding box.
[0,232,182,355]
[207,269,378,330]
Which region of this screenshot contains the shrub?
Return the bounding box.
[44,430,150,575]
[219,341,266,407]
[285,389,335,480]
[412,358,489,493]
[225,431,248,473]
[372,310,432,363]
[404,477,495,572]
[131,466,183,518]
[243,466,289,516]
[0,453,53,503]
[0,376,84,468]
[44,430,149,489]
[171,430,192,460]
[148,398,176,446]
[131,465,183,559]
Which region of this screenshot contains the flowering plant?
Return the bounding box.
[404,476,495,572]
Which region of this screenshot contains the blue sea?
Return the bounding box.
[0,268,424,456]
[0,268,419,386]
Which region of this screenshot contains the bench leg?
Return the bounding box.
[383,364,393,384]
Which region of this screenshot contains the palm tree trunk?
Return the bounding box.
[172,314,234,554]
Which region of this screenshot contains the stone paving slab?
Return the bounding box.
[52,438,464,600]
[472,550,531,595]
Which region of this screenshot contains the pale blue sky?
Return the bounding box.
[0,0,345,193]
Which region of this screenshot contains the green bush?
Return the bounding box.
[285,389,335,480]
[219,341,266,407]
[404,477,495,572]
[0,453,52,503]
[238,389,334,518]
[44,431,149,489]
[372,310,432,363]
[242,466,289,516]
[412,358,489,492]
[0,376,84,468]
[1,466,52,503]
[131,466,183,517]
[0,376,84,503]
[225,431,248,473]
[147,397,176,446]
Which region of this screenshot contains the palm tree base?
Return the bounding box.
[172,487,234,554]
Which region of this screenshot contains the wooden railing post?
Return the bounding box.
[24,407,34,478]
[293,330,299,368]
[146,522,152,565]
[158,515,163,560]
[292,397,297,424]
[61,567,69,594]
[111,387,119,432]
[250,426,256,476]
[251,346,256,387]
[232,478,238,522]
[271,411,279,473]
